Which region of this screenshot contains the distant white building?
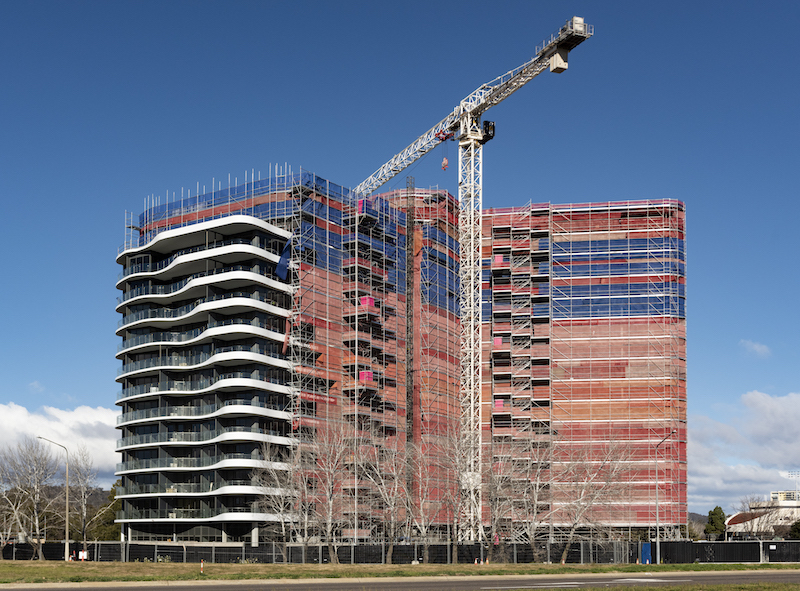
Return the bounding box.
[726,491,800,540]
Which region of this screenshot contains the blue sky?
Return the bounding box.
[1,0,798,515]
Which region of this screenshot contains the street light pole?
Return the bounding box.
[38,437,69,561]
[654,428,676,566]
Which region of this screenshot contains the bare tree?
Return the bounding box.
[312,421,354,564]
[686,514,706,540]
[70,444,104,552]
[481,439,518,563]
[553,441,632,564]
[407,440,450,564]
[0,494,16,560]
[361,435,409,564]
[254,442,313,561]
[729,494,780,539]
[507,437,556,562]
[439,424,474,563]
[0,436,59,560]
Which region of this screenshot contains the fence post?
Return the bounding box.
[154,543,158,562]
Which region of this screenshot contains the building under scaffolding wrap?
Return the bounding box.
[116,170,685,545]
[482,200,686,539]
[115,170,460,543]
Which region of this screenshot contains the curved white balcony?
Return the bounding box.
[116,454,283,474]
[116,481,264,497]
[117,400,291,427]
[116,427,292,450]
[117,268,292,312]
[116,508,277,523]
[118,324,288,357]
[117,349,291,379]
[117,215,290,265]
[118,242,282,287]
[117,376,293,403]
[117,293,289,332]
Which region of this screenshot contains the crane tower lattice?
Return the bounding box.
[355,16,593,541]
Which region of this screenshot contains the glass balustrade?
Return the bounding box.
[118,264,290,305]
[117,426,288,448]
[117,398,290,424]
[118,290,289,328]
[119,237,278,280]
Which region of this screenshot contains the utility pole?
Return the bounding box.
[655,429,676,565]
[38,437,69,561]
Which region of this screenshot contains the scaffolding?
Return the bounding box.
[548,200,686,532]
[119,169,686,544]
[481,200,686,537]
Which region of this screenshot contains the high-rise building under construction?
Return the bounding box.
[482,200,686,533]
[115,171,685,544]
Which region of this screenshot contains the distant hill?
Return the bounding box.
[689,512,706,523]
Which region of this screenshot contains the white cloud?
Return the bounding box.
[688,390,800,514]
[27,380,45,393]
[739,339,771,358]
[0,403,118,487]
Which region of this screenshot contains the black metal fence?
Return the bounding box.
[5,540,800,564]
[3,540,635,564]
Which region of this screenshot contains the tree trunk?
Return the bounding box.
[560,534,575,564]
[386,542,394,565]
[529,541,539,563]
[327,542,339,564]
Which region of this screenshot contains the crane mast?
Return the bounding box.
[355,16,593,541]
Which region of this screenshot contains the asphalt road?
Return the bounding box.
[4,570,800,591]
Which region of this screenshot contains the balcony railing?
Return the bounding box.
[117,371,291,401]
[117,506,261,520]
[116,452,277,472]
[118,480,255,495]
[117,344,289,376]
[118,264,290,305]
[117,426,288,449]
[119,237,277,280]
[117,398,290,425]
[118,291,288,328]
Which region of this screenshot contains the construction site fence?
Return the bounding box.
[7,540,800,564]
[1,541,633,564]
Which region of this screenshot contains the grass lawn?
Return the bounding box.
[1,561,800,584]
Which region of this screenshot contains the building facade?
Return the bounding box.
[115,172,460,543]
[116,172,686,543]
[482,200,687,535]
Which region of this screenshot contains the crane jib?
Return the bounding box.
[353,16,592,197]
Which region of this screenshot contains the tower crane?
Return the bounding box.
[354,16,593,540]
